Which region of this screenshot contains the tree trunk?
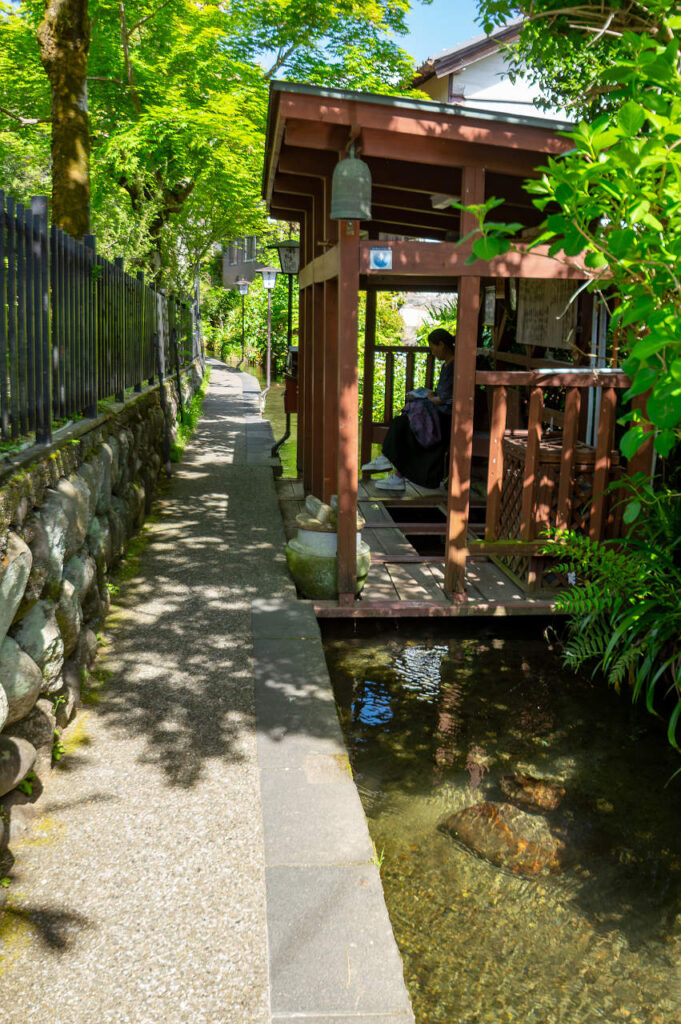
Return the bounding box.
[37,0,91,239]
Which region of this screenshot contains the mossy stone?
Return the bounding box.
[285,538,371,600]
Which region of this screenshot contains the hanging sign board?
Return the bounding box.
[369,247,393,271]
[516,279,579,351]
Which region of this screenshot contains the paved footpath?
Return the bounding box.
[0,362,413,1024]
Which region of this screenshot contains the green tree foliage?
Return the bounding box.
[463,8,681,458]
[1,0,422,283]
[477,0,676,115]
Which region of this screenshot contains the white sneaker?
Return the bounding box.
[361,453,393,472]
[375,473,406,491]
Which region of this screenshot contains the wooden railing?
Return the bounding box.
[1,191,196,447]
[360,343,435,468]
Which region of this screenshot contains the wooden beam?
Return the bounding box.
[359,240,590,280]
[277,91,571,156]
[336,220,361,604]
[299,245,339,289]
[361,128,548,178]
[476,370,630,388]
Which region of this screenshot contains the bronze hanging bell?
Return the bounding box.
[330,142,372,221]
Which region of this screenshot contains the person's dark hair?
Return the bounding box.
[428,328,455,351]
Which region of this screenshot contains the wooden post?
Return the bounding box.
[444,274,480,596]
[627,392,655,480]
[323,277,339,503]
[311,281,325,496]
[556,387,581,531]
[444,164,484,597]
[485,385,507,541]
[520,387,544,541]
[336,220,360,605]
[302,285,314,492]
[360,288,377,474]
[590,386,617,541]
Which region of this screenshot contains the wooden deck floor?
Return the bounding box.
[276,479,560,619]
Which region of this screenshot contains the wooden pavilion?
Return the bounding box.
[262,82,652,617]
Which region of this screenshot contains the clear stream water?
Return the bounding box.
[324,625,681,1024]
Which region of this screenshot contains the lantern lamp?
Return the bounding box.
[235,276,250,296]
[330,143,372,221]
[257,265,278,290]
[271,240,300,276]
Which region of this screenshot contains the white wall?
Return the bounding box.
[429,50,566,122]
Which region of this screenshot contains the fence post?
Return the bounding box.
[154,328,171,475]
[171,296,184,425]
[135,270,144,391]
[114,256,125,402]
[31,197,52,445]
[83,234,98,417]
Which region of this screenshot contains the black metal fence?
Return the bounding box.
[1,191,197,446]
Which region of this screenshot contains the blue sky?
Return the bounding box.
[402,0,483,64]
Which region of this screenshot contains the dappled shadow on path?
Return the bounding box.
[91,367,297,789]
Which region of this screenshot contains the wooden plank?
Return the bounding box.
[386,562,447,603]
[519,387,543,541]
[360,563,400,603]
[336,220,360,603]
[556,387,581,531]
[466,559,527,603]
[590,387,617,541]
[314,598,559,618]
[485,385,507,540]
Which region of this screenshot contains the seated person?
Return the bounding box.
[362,328,455,491]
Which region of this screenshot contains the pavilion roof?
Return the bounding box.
[263,81,572,245]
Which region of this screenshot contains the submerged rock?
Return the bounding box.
[440,801,566,876]
[500,773,565,812]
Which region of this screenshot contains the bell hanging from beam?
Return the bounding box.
[330,143,372,221]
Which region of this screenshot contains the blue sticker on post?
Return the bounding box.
[369,247,392,271]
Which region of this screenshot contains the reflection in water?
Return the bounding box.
[324,630,681,1024]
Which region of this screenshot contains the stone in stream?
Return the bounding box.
[440,801,566,876]
[500,773,566,812]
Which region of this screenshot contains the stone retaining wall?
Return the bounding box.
[0,364,203,882]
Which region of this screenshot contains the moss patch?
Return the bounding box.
[170,365,211,463]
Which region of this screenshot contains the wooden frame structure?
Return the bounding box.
[263,83,652,614]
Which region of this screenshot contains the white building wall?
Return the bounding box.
[421,49,566,122]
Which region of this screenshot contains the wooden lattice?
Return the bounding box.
[497,437,620,583]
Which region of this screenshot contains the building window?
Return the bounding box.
[244,236,257,262]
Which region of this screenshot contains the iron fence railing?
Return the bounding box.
[1,191,198,446]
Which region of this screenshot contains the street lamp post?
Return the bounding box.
[235,277,250,369]
[256,265,278,407]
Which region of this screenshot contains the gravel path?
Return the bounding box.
[0,363,293,1024]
